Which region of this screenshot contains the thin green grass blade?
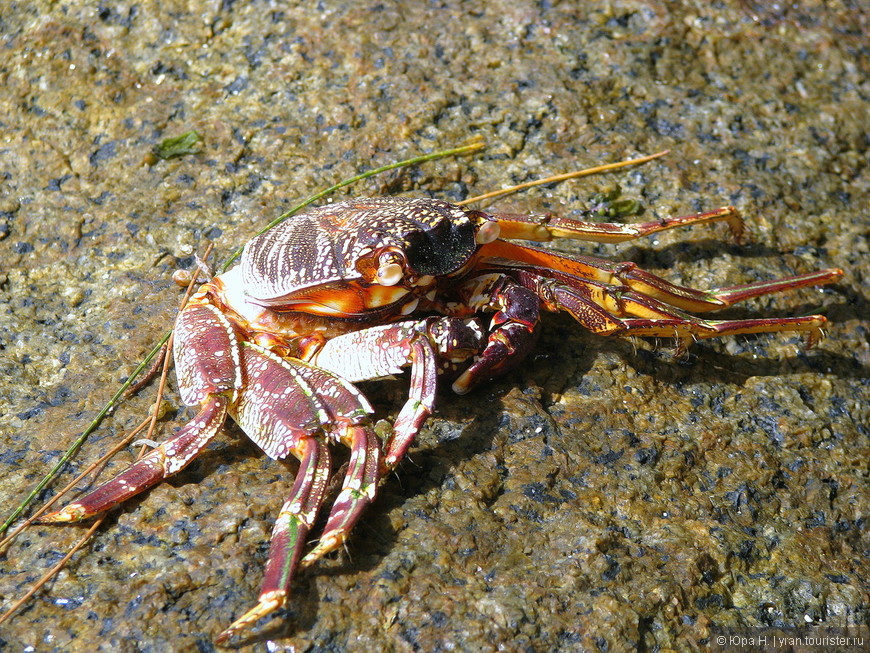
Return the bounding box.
[0,330,172,535]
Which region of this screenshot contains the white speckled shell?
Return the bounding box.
[240,197,478,304]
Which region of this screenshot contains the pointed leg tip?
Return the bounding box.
[298,545,328,570]
[37,503,88,523]
[216,591,287,645]
[299,532,346,570]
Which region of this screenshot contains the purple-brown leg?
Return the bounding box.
[215,436,331,644]
[379,317,490,469]
[385,336,438,470]
[39,397,229,523]
[217,342,377,641]
[41,296,243,523]
[298,423,381,569]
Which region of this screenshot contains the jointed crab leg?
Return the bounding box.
[299,423,381,568]
[543,280,833,349]
[482,240,730,312]
[510,265,841,351]
[40,299,243,523]
[311,323,438,471]
[488,205,745,243]
[386,337,438,470]
[219,427,384,644]
[215,436,330,645]
[482,240,843,315]
[709,269,843,307]
[44,295,391,642]
[39,398,229,523]
[218,342,381,637]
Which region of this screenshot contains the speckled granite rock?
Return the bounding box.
[0,2,866,652]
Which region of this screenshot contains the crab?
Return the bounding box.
[41,196,843,643]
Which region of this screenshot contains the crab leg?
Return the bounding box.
[481,240,843,314]
[298,423,381,569]
[506,261,844,315]
[561,286,830,349]
[489,205,745,243]
[385,336,438,470]
[481,239,726,311]
[39,397,229,522]
[709,269,844,307]
[41,297,243,523]
[279,358,383,570]
[218,343,378,640]
[216,436,330,644]
[454,258,841,392]
[511,267,838,352]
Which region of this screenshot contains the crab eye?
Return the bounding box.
[475,220,500,244]
[376,259,404,286]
